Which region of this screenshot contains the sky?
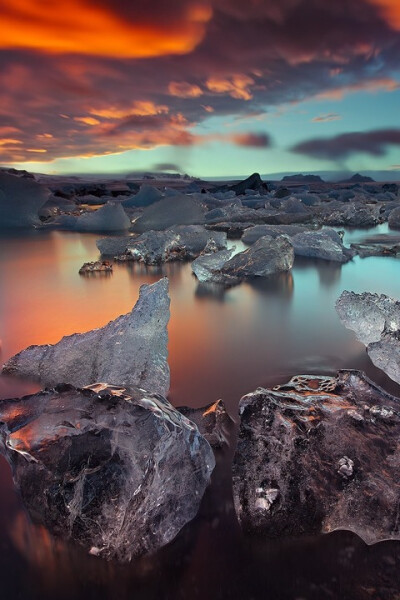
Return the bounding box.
[0,0,400,177]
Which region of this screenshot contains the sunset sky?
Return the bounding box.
[0,0,399,176]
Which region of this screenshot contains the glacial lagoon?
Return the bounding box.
[0,225,400,599]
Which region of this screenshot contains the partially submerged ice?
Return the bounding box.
[98,226,227,264]
[74,202,131,232]
[291,229,355,263]
[2,279,170,396]
[191,247,236,283]
[0,383,215,562]
[233,370,400,545]
[336,291,400,384]
[192,235,294,286]
[132,195,206,233]
[0,172,50,228]
[122,185,163,208]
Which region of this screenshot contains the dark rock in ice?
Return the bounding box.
[242,224,308,245]
[274,187,291,199]
[232,369,400,545]
[178,399,234,448]
[388,206,400,229]
[124,226,227,265]
[213,173,270,196]
[0,172,50,228]
[79,261,113,275]
[383,183,399,196]
[336,291,400,385]
[75,194,109,206]
[340,173,375,183]
[2,279,170,396]
[291,229,355,263]
[282,174,324,183]
[132,195,206,233]
[52,182,108,198]
[230,173,270,196]
[0,383,215,562]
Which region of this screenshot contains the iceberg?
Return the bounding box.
[0,172,50,228]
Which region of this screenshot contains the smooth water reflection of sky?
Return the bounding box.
[1,227,400,410]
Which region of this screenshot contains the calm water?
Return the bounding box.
[0,226,400,599]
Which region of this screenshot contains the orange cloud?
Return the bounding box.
[168,81,203,98]
[367,0,400,29]
[314,77,400,100]
[206,75,255,100]
[74,117,101,126]
[0,138,21,146]
[89,102,169,120]
[0,0,212,58]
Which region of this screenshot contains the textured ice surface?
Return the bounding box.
[242,224,307,245]
[96,235,137,256]
[193,235,294,286]
[0,172,50,228]
[179,399,234,448]
[132,195,206,232]
[2,279,170,396]
[74,202,131,232]
[192,247,236,283]
[389,206,400,229]
[122,185,163,208]
[291,229,355,262]
[233,370,400,545]
[336,291,400,345]
[336,291,400,384]
[222,235,294,284]
[118,226,227,264]
[0,383,215,562]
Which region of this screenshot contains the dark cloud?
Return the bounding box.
[0,0,400,163]
[291,129,400,159]
[231,133,272,147]
[152,162,182,172]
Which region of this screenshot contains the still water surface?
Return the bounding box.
[0,227,399,599]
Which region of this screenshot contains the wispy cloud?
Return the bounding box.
[312,113,342,123]
[291,129,400,160]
